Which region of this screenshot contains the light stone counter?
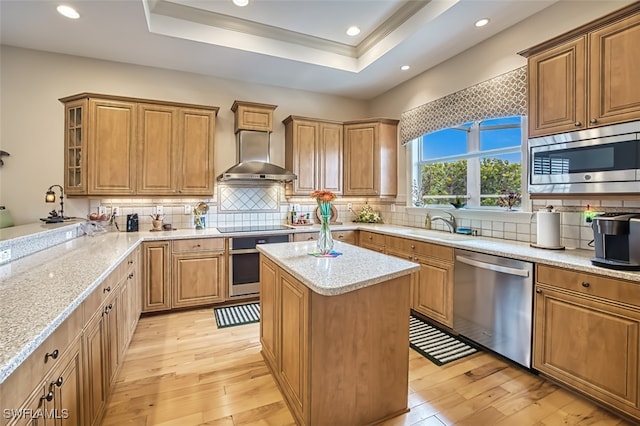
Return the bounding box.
[2,221,639,384]
[257,240,420,296]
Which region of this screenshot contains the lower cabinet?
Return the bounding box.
[142,238,226,312]
[534,265,640,422]
[358,230,385,253]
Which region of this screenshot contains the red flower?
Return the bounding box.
[310,190,337,203]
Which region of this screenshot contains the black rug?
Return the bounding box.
[410,314,479,366]
[214,302,260,328]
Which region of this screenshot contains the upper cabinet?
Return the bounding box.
[343,118,398,197]
[520,4,640,138]
[283,116,343,196]
[59,93,218,197]
[231,100,276,132]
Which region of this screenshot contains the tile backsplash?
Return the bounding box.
[90,186,639,252]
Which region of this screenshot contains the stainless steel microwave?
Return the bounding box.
[528,121,640,194]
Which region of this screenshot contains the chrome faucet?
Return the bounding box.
[431,211,457,233]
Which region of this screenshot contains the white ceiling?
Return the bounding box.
[0,0,556,100]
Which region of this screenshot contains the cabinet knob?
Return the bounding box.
[128,260,134,265]
[45,349,59,361]
[128,272,134,279]
[574,122,582,127]
[337,235,344,239]
[307,236,314,240]
[590,118,598,124]
[581,281,590,288]
[407,255,412,260]
[410,244,415,249]
[52,376,63,388]
[535,288,542,294]
[42,391,54,402]
[368,235,372,239]
[196,244,201,247]
[103,286,111,293]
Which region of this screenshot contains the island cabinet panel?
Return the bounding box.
[534,265,640,421]
[293,230,356,245]
[260,254,411,426]
[358,230,386,253]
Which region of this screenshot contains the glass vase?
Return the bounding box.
[316,214,334,254]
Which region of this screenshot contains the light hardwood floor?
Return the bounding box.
[102,308,634,426]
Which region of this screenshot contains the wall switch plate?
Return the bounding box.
[98,206,106,216]
[0,248,11,263]
[65,231,73,240]
[155,205,163,216]
[184,205,191,214]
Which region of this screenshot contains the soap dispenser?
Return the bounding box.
[424,212,431,229]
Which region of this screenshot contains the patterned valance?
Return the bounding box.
[399,66,527,145]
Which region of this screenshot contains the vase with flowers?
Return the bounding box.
[311,189,337,254]
[498,190,521,211]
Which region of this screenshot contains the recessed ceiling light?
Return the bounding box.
[400,65,410,71]
[346,26,361,37]
[57,5,80,19]
[475,18,489,28]
[233,0,249,6]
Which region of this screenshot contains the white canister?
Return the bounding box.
[535,206,562,249]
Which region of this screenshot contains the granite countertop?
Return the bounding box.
[1,222,639,384]
[257,240,420,296]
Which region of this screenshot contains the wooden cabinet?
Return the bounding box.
[142,239,226,312]
[292,230,356,245]
[358,230,385,253]
[259,255,411,426]
[534,264,640,421]
[231,100,276,132]
[521,4,640,137]
[118,248,141,359]
[171,238,225,308]
[343,119,398,196]
[385,236,454,327]
[141,241,171,313]
[283,116,343,195]
[59,93,218,196]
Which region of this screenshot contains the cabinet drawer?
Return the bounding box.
[385,236,453,263]
[359,231,385,247]
[332,230,356,244]
[83,273,119,322]
[172,238,224,252]
[293,232,317,242]
[536,264,640,305]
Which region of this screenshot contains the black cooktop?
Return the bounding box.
[216,225,291,233]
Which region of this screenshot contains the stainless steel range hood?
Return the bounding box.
[217,130,296,182]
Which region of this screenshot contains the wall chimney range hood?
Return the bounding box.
[217,130,297,182]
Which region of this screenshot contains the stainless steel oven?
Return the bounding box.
[528,121,640,193]
[221,227,291,297]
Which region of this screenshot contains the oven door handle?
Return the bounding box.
[456,255,530,278]
[230,249,260,255]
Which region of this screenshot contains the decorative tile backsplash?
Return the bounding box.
[217,184,280,212]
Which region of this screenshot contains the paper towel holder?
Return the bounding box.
[530,205,565,250]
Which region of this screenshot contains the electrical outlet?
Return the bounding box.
[98,206,106,216]
[584,210,601,223]
[294,204,301,212]
[0,248,11,263]
[184,205,191,214]
[155,205,163,216]
[390,204,396,212]
[347,203,353,210]
[112,206,119,216]
[65,231,73,240]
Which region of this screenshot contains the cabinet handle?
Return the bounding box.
[196,244,201,247]
[407,255,412,260]
[52,376,63,388]
[368,235,373,239]
[410,244,415,249]
[128,272,134,279]
[337,235,344,239]
[581,281,590,288]
[45,349,59,361]
[307,236,314,240]
[536,288,542,294]
[103,286,111,293]
[590,118,597,124]
[574,122,582,127]
[128,260,134,265]
[41,391,54,402]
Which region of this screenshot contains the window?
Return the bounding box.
[413,116,524,209]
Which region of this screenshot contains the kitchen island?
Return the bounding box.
[257,240,419,426]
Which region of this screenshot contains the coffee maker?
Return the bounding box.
[591,213,640,270]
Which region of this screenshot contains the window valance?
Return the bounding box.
[399,66,527,145]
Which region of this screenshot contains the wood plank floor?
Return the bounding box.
[102,308,634,426]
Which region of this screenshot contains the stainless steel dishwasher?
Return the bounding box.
[453,249,534,368]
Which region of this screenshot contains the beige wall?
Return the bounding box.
[0,1,634,225]
[368,0,634,199]
[0,46,367,225]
